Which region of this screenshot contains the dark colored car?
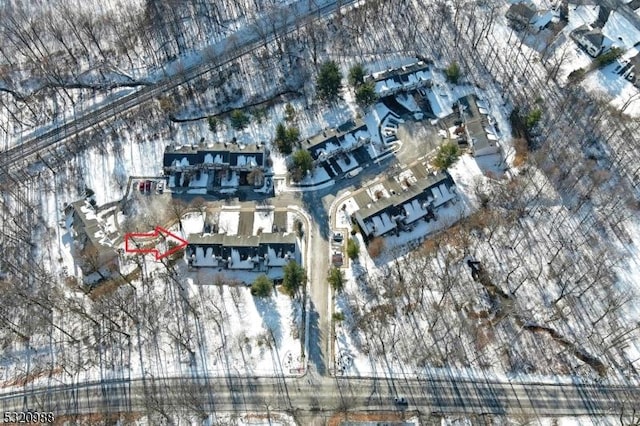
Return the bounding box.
[394,397,408,406]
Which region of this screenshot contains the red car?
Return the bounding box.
[144,180,152,192]
[138,181,145,192]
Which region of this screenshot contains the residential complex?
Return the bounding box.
[163,142,268,190]
[353,169,457,239]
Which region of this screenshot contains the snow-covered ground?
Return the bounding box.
[182,212,206,235]
[218,210,241,235]
[3,0,640,410]
[582,61,640,117]
[603,11,640,50]
[333,149,640,384]
[525,3,640,115]
[212,412,298,426]
[0,256,305,390]
[442,416,628,426]
[0,0,316,149]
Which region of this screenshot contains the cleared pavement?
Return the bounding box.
[1,375,638,419]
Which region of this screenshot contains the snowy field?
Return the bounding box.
[582,61,640,117]
[442,416,630,426]
[0,255,305,390]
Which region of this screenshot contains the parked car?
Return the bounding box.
[156,181,165,193]
[346,167,362,178]
[394,396,408,406]
[138,181,145,192]
[332,232,344,243]
[332,252,343,267]
[144,180,152,192]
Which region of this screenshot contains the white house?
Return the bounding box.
[571,24,605,57]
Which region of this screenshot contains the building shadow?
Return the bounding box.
[253,294,283,347]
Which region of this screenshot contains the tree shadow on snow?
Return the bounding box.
[306,300,327,375]
[253,295,283,348]
[300,191,330,239]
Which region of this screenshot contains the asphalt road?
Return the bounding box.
[1,375,638,420]
[0,0,356,176]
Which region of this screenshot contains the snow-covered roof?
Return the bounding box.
[71,199,120,262]
[532,10,557,30]
[369,61,432,95]
[302,119,368,160]
[187,232,297,268]
[163,143,265,169]
[602,10,640,50]
[567,4,600,32]
[354,170,456,237]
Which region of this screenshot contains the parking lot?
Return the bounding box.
[136,179,166,195]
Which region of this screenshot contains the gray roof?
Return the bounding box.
[459,95,495,153]
[507,3,537,21]
[166,142,264,155]
[163,142,265,168]
[188,232,296,247]
[273,210,288,232]
[366,60,431,84]
[584,29,604,47]
[300,118,366,156]
[572,25,604,47]
[354,171,454,222]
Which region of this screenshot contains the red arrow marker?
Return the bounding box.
[124,226,188,260]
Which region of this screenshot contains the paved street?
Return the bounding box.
[1,375,638,419]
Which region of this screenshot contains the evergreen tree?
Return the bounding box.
[355,81,378,107]
[251,274,273,297]
[208,116,218,133]
[328,267,345,292]
[432,142,460,170]
[282,260,306,297]
[285,127,299,146]
[346,238,360,260]
[284,103,296,123]
[274,122,300,154]
[290,150,313,180]
[230,109,250,130]
[274,122,289,153]
[526,108,542,129]
[348,63,367,87]
[445,62,461,84]
[316,60,343,102]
